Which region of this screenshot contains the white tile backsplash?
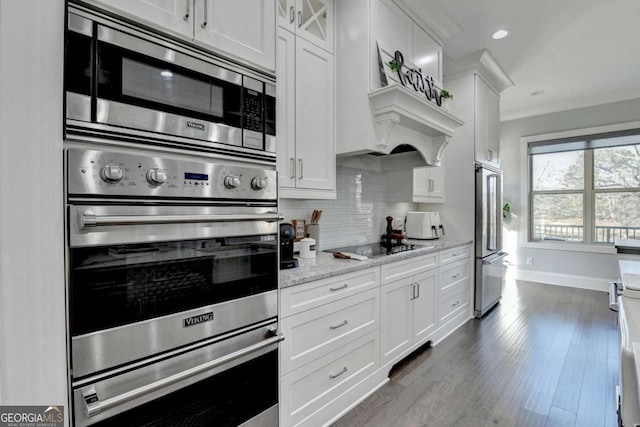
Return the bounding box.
[279,166,418,250]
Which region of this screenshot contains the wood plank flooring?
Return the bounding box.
[332,280,619,427]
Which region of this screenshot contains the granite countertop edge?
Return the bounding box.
[280,238,473,289]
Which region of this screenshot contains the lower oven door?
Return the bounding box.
[73,320,282,427]
[67,204,279,378]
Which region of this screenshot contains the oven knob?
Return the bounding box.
[251,177,267,191]
[224,175,240,189]
[146,168,167,186]
[100,164,124,183]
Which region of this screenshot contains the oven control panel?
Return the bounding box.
[67,148,277,201]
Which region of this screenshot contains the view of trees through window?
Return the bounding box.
[531,144,640,244]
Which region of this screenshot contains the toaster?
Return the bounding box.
[405,212,445,239]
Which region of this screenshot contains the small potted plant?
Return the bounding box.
[440,89,453,111]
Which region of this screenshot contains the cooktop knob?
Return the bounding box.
[146,168,167,186]
[224,175,240,189]
[251,177,266,191]
[100,164,124,183]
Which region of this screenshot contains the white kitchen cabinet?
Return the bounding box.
[444,51,513,169]
[385,162,445,203]
[279,267,380,427]
[194,0,276,71]
[277,0,333,53]
[475,75,500,168]
[78,0,276,72]
[276,25,336,198]
[380,268,437,366]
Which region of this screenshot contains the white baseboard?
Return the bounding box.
[513,268,610,292]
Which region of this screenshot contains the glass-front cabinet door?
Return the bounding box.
[278,0,333,53]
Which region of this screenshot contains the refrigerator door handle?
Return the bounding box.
[482,252,508,265]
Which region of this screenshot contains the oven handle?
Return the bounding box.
[79,212,284,229]
[83,331,284,418]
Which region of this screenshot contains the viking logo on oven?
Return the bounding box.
[186,121,206,131]
[183,312,214,328]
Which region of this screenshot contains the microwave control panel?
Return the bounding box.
[66,148,276,201]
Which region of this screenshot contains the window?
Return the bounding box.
[529,130,640,244]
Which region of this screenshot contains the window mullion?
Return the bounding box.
[584,149,594,245]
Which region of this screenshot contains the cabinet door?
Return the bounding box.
[194,0,276,71]
[277,0,296,31]
[475,75,500,167]
[380,277,413,366]
[276,28,297,189]
[294,38,335,191]
[412,269,437,344]
[295,0,333,53]
[412,167,430,198]
[80,0,193,39]
[412,24,442,82]
[427,164,445,202]
[370,0,412,90]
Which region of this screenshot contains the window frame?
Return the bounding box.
[522,121,640,252]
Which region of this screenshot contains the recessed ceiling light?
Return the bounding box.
[531,90,545,96]
[491,29,510,40]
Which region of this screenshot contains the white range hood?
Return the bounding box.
[367,84,464,166]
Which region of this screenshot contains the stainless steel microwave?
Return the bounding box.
[64,9,276,158]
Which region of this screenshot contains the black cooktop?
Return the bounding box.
[325,242,430,258]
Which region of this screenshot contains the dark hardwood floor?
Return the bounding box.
[333,280,619,427]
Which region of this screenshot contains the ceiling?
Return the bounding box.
[429,0,640,121]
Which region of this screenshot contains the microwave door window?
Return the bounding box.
[121,58,212,116]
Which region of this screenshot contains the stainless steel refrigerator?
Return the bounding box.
[475,164,508,318]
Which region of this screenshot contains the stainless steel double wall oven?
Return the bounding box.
[64,5,280,427]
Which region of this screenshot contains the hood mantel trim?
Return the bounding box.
[368,84,464,165]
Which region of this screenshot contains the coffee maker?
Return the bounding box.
[280,222,299,270]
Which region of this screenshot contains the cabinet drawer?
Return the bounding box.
[439,285,469,324]
[280,288,379,375]
[280,267,379,317]
[280,331,378,426]
[439,260,470,294]
[381,253,437,284]
[439,245,471,266]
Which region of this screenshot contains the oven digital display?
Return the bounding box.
[185,173,208,181]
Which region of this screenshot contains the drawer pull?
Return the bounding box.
[329,284,348,292]
[451,253,458,257]
[451,300,460,307]
[451,273,460,279]
[329,366,348,379]
[329,320,348,330]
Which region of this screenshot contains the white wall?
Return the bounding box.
[280,166,418,249]
[0,0,67,418]
[501,97,640,290]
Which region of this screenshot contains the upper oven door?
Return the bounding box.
[68,204,279,378]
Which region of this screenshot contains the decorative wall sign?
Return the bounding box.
[377,41,446,108]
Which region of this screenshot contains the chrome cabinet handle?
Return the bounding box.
[451,273,460,279]
[451,300,460,307]
[298,159,303,179]
[416,283,420,299]
[298,10,302,28]
[183,0,190,20]
[329,366,348,379]
[289,5,295,23]
[201,0,208,28]
[329,320,348,330]
[290,157,296,179]
[329,284,348,292]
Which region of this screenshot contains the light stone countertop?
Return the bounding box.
[280,238,473,288]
